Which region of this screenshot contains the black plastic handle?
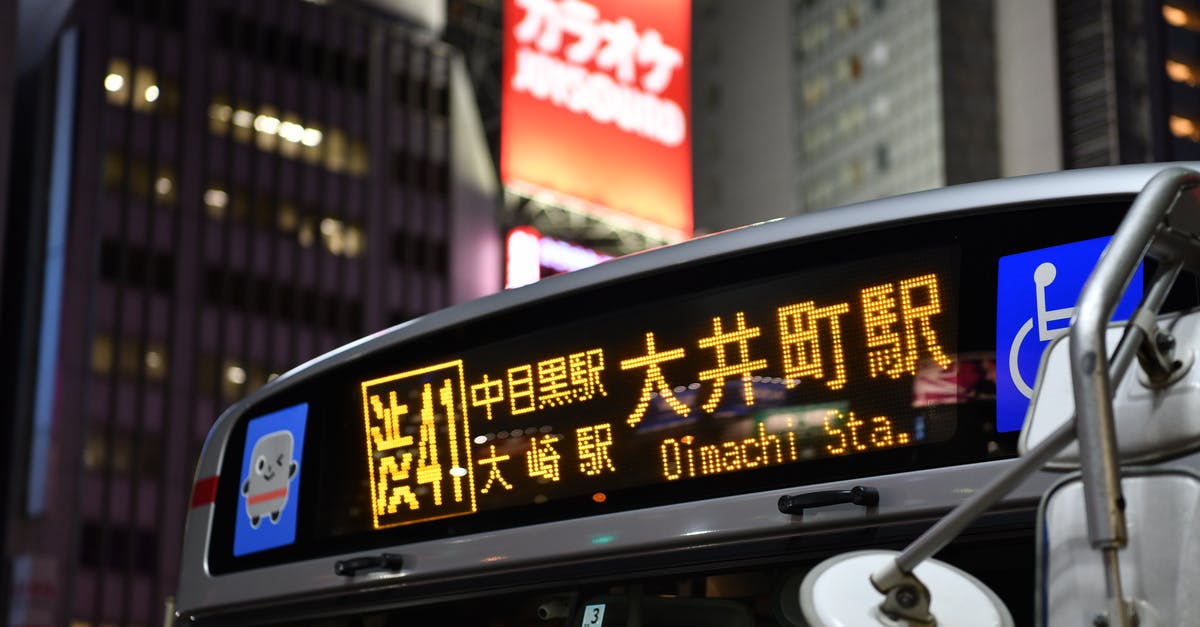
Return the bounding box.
[335,553,404,577]
[777,486,879,515]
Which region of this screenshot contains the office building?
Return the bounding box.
[691,0,998,231]
[999,0,1198,167]
[1149,1,1200,160]
[0,0,499,624]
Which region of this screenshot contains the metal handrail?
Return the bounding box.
[870,167,1200,627]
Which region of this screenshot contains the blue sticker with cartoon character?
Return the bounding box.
[234,403,307,556]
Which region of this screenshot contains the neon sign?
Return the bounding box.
[505,226,614,288]
[501,0,693,237]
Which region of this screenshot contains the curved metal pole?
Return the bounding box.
[1070,167,1200,626]
[871,167,1200,626]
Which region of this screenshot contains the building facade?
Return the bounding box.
[691,0,998,232]
[1,0,499,624]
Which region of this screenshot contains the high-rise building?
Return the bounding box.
[999,0,1200,167]
[692,0,998,232]
[1056,0,1156,167]
[0,1,499,624]
[1150,1,1200,160]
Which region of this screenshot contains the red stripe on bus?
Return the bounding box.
[190,476,219,508]
[247,487,288,506]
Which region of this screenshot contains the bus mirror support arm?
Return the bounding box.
[1070,168,1199,627]
[869,167,1200,627]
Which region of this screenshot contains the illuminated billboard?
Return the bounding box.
[505,226,614,288]
[501,0,693,238]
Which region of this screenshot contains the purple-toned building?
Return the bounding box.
[0,1,500,624]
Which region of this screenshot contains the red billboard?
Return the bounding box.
[501,0,693,238]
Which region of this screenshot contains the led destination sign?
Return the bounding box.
[359,249,959,530]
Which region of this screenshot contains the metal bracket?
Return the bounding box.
[870,560,934,626]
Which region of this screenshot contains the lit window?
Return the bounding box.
[103,152,123,191]
[1170,114,1198,140]
[104,73,124,93]
[835,5,860,33]
[302,127,323,147]
[144,342,168,382]
[105,59,131,106]
[254,113,281,135]
[326,229,345,255]
[348,139,368,176]
[154,169,177,205]
[93,334,168,381]
[344,226,365,257]
[326,129,347,172]
[277,202,299,232]
[232,104,255,143]
[82,429,105,472]
[871,94,891,120]
[91,334,114,374]
[278,120,304,144]
[209,97,232,136]
[303,127,325,165]
[868,42,889,68]
[298,219,315,247]
[802,75,828,108]
[132,66,158,112]
[232,108,254,128]
[1166,59,1198,86]
[208,99,352,173]
[204,187,229,219]
[223,363,246,399]
[129,161,151,199]
[255,105,279,152]
[226,364,246,384]
[1164,4,1192,28]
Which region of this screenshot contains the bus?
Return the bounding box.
[172,163,1200,626]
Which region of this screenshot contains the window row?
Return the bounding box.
[105,58,180,115]
[391,150,450,195]
[99,241,175,296]
[797,42,889,111]
[203,182,366,258]
[391,230,448,274]
[91,333,169,383]
[82,425,165,479]
[201,266,365,335]
[196,354,281,402]
[79,522,158,576]
[793,1,880,59]
[213,9,369,93]
[102,152,178,206]
[208,98,369,177]
[89,328,283,404]
[393,73,450,118]
[96,238,375,332]
[112,0,187,31]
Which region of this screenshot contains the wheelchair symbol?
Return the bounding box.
[1008,262,1074,398]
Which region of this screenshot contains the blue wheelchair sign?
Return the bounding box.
[995,236,1142,433]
